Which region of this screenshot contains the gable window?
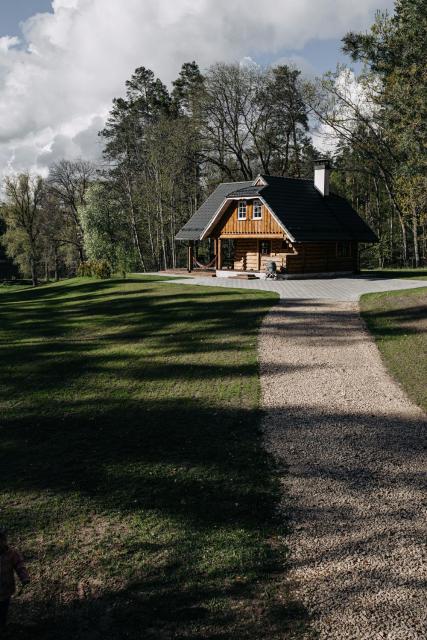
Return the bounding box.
[253,200,262,220]
[336,241,352,257]
[260,240,271,255]
[238,200,247,220]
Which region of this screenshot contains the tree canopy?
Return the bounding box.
[1,0,425,279]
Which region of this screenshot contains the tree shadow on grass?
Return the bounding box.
[362,303,427,338]
[0,279,312,639]
[1,399,313,640]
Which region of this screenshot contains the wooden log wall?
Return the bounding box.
[215,201,284,237]
[231,240,358,273]
[286,242,358,273]
[259,239,296,271]
[233,238,296,271]
[233,239,258,271]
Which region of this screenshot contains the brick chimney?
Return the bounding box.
[314,158,331,196]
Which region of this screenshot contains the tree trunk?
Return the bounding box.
[292,123,301,178]
[131,215,146,271]
[147,214,156,270]
[170,196,177,270]
[412,212,420,268]
[398,214,408,266]
[157,200,168,272]
[382,175,408,266]
[77,243,85,264]
[284,132,290,175]
[54,248,59,282]
[125,177,146,271]
[30,256,38,287]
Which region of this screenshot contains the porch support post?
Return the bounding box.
[214,237,219,269]
[257,239,261,271]
[187,241,194,272]
[218,238,222,270]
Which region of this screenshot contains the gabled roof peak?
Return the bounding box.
[253,174,268,186]
[259,173,312,183]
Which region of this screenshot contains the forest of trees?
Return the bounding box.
[0,0,425,284]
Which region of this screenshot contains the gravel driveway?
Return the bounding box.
[260,300,427,639]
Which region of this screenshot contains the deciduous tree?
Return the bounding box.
[1,174,45,285]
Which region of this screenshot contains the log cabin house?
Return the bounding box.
[176,160,378,278]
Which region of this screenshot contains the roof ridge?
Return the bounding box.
[262,174,312,182]
[219,180,252,185]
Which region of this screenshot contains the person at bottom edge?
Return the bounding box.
[0,530,30,632]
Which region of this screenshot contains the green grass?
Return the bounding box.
[361,286,427,412]
[0,277,309,639]
[362,267,427,281]
[0,281,34,294]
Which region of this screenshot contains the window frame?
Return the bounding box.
[252,199,262,220]
[237,200,247,220]
[260,240,271,256]
[336,241,352,258]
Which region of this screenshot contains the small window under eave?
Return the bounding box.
[253,199,262,220]
[238,200,247,220]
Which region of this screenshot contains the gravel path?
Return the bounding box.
[260,300,427,639]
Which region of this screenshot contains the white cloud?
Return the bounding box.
[0,0,395,179]
[311,68,380,155]
[239,56,260,70]
[0,36,20,53]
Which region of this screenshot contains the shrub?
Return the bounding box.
[77,261,92,277]
[92,259,112,279]
[77,260,112,279]
[116,245,137,279]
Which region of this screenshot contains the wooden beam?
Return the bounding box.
[214,237,219,269]
[218,233,284,239]
[218,238,222,270]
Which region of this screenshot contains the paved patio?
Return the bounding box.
[158,274,426,301]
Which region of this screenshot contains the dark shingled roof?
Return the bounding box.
[226,185,264,198]
[175,181,252,241]
[176,175,378,243]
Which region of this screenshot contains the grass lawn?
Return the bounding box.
[360,286,427,412]
[361,267,427,281]
[0,277,309,639]
[0,281,34,294]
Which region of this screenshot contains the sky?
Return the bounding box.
[0,0,395,179]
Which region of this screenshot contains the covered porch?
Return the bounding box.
[187,237,291,276]
[186,236,359,278]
